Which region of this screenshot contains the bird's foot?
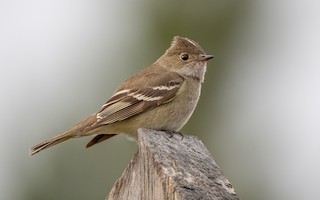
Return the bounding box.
[161,130,184,140]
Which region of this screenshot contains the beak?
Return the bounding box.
[200,54,214,61]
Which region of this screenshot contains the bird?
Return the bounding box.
[30,36,214,155]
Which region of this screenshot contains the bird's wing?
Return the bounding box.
[95,76,184,125]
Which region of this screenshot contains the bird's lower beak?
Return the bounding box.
[200,54,214,61]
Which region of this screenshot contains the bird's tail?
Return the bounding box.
[29,129,76,156]
[29,114,99,156]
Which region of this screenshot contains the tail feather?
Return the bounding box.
[30,114,99,155]
[29,131,74,156]
[86,134,116,148]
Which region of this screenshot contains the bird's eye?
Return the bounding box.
[180,53,189,61]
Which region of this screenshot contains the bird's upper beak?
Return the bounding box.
[200,54,215,61]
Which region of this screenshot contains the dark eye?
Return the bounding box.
[180,53,189,61]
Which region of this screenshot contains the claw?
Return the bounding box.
[161,130,184,140]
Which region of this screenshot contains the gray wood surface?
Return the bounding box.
[107,128,239,200]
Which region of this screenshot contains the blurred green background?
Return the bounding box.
[1,0,320,199]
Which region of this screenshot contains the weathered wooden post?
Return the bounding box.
[107,128,239,200]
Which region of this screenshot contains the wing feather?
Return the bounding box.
[95,77,184,125]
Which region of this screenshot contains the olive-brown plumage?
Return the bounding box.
[30,36,214,155]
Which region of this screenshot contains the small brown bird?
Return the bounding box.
[30,36,214,155]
